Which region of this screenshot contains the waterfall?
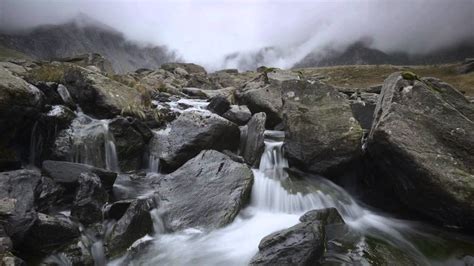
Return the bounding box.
[69,111,120,172]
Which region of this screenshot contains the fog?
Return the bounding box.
[1,0,473,70]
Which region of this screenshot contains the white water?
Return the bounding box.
[107,131,474,265]
[69,111,120,172]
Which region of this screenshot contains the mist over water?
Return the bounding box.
[1,0,473,70]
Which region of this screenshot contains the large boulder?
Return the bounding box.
[109,117,153,171]
[150,110,240,170]
[367,72,474,230]
[207,95,231,115]
[0,170,41,246]
[41,160,117,191]
[160,63,207,75]
[240,112,266,167]
[20,213,80,254]
[350,92,378,130]
[105,197,156,258]
[0,66,44,168]
[281,79,363,176]
[153,150,253,231]
[62,65,141,119]
[71,173,108,225]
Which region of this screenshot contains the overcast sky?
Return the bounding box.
[1,0,473,69]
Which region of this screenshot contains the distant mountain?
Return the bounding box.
[0,14,177,73]
[294,40,474,68]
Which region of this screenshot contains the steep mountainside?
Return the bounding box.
[0,16,176,73]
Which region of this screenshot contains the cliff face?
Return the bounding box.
[0,19,176,74]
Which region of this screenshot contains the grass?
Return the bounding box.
[0,45,31,60]
[296,64,474,96]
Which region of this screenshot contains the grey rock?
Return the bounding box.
[105,198,156,258]
[161,63,207,75]
[367,72,474,230]
[153,150,253,231]
[0,170,41,246]
[42,160,117,191]
[282,79,363,175]
[71,173,108,225]
[151,110,240,170]
[35,176,65,213]
[240,112,266,167]
[207,95,231,115]
[21,213,80,254]
[350,92,378,130]
[222,105,252,125]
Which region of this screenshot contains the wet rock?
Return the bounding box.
[151,110,240,170]
[299,207,344,225]
[281,79,363,176]
[34,82,63,106]
[35,177,65,213]
[0,170,41,247]
[207,95,231,115]
[250,218,324,265]
[109,117,153,171]
[21,213,80,254]
[104,200,133,220]
[42,160,117,191]
[1,253,26,266]
[222,105,252,125]
[153,150,253,231]
[240,112,266,167]
[105,198,156,258]
[40,238,94,266]
[367,72,474,230]
[71,173,108,225]
[44,105,76,129]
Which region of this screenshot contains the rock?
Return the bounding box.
[182,87,237,102]
[104,200,133,220]
[71,173,108,225]
[0,170,41,247]
[44,105,76,128]
[40,238,94,266]
[161,63,207,75]
[367,72,474,230]
[1,253,26,266]
[250,218,324,265]
[266,69,300,85]
[105,198,156,258]
[349,92,378,130]
[240,113,266,167]
[281,79,363,176]
[237,80,283,128]
[457,58,474,74]
[153,150,253,231]
[207,95,231,115]
[35,177,65,213]
[222,105,252,125]
[58,53,114,75]
[21,213,80,254]
[42,160,117,191]
[185,74,219,90]
[62,65,141,119]
[109,117,152,171]
[56,84,76,109]
[34,82,63,106]
[0,66,44,168]
[151,110,240,170]
[299,207,344,225]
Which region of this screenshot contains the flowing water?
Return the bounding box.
[111,131,474,265]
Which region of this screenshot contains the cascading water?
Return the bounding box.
[111,131,474,265]
[68,111,119,172]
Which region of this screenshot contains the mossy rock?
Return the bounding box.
[401,71,419,81]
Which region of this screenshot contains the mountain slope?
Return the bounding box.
[0,16,176,73]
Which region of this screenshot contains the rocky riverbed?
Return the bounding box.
[1,56,474,265]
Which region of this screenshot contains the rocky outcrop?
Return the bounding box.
[62,65,141,119]
[240,113,266,167]
[109,117,153,171]
[42,160,117,191]
[153,150,253,231]
[58,53,114,74]
[281,79,363,175]
[105,198,156,258]
[150,110,240,170]
[71,173,108,225]
[161,63,207,75]
[367,72,474,230]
